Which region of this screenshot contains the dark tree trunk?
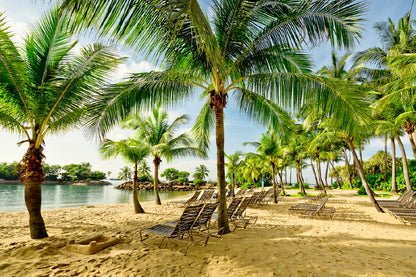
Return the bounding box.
[391,138,397,194]
[310,156,320,188]
[316,155,326,194]
[230,172,235,197]
[153,157,162,205]
[347,141,383,212]
[330,161,342,189]
[279,170,285,196]
[324,159,329,188]
[404,121,416,159]
[213,99,230,234]
[23,142,48,239]
[296,161,306,195]
[359,148,363,167]
[271,164,278,203]
[384,136,388,181]
[133,163,145,213]
[395,135,412,191]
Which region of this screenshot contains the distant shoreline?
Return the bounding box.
[0,180,113,186]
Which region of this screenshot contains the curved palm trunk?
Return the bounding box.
[384,136,388,181]
[347,141,383,212]
[404,121,416,159]
[391,138,397,194]
[133,163,145,213]
[153,157,162,205]
[23,143,48,239]
[271,164,278,203]
[310,156,320,188]
[359,149,363,167]
[296,161,306,195]
[230,172,235,197]
[277,171,284,196]
[315,155,326,193]
[342,148,353,189]
[214,101,230,234]
[395,135,412,191]
[324,160,329,188]
[330,161,342,189]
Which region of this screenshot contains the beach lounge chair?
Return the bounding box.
[168,190,201,206]
[234,189,246,198]
[190,201,220,242]
[139,203,204,255]
[231,196,258,229]
[288,194,335,219]
[195,189,215,204]
[377,190,416,208]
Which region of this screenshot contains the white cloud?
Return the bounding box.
[111,60,158,82]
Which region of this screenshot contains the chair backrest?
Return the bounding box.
[234,189,245,198]
[398,190,412,202]
[186,190,201,204]
[171,203,204,237]
[253,190,267,203]
[227,197,242,218]
[198,189,215,202]
[233,197,252,218]
[400,190,416,204]
[192,201,219,229]
[314,194,330,212]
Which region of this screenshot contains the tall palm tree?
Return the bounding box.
[138,160,151,180]
[118,166,132,181]
[61,0,366,234]
[100,138,150,213]
[194,164,209,181]
[225,151,242,197]
[0,9,122,238]
[124,104,203,205]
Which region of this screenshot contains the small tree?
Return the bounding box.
[118,166,132,181]
[193,165,209,182]
[161,168,179,181]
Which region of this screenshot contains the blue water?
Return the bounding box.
[0,181,191,212]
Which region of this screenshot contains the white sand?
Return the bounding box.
[1,189,416,277]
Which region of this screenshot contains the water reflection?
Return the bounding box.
[0,183,191,212]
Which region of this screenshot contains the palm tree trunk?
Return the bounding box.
[395,135,412,191]
[296,161,306,195]
[342,148,353,188]
[359,149,363,167]
[391,138,397,194]
[404,121,416,158]
[271,164,278,203]
[214,101,230,234]
[23,144,48,239]
[347,141,383,212]
[133,163,145,213]
[231,172,235,197]
[310,156,320,188]
[279,170,286,195]
[324,159,329,188]
[330,161,342,189]
[316,155,326,193]
[384,136,388,181]
[153,157,162,205]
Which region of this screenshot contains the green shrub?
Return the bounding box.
[177,177,187,182]
[357,186,367,195]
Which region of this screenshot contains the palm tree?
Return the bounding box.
[100,138,150,213]
[61,0,366,234]
[138,160,151,180]
[0,9,122,238]
[240,154,263,187]
[225,152,242,197]
[124,104,203,205]
[194,164,209,181]
[118,166,132,181]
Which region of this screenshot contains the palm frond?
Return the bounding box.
[191,98,215,153]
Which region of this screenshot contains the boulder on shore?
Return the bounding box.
[115,180,197,191]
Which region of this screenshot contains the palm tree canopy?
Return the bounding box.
[0,7,124,149]
[99,138,150,165]
[123,103,205,162]
[61,0,367,146]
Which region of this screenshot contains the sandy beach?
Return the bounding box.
[1,189,416,277]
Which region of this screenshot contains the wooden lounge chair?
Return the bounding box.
[168,190,201,206]
[234,189,246,198]
[231,196,258,229]
[139,203,204,255]
[377,190,416,208]
[288,194,335,219]
[195,189,215,204]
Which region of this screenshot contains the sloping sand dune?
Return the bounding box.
[1,189,416,276]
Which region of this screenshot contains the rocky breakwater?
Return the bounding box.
[115,180,198,191]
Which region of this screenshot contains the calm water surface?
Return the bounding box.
[0,181,191,212]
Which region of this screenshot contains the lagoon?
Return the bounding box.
[0,181,191,212]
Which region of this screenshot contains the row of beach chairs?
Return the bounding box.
[377,190,416,224]
[168,189,215,206]
[288,194,336,219]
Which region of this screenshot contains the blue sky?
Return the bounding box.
[0,0,414,183]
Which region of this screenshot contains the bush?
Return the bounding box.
[177,177,187,182]
[357,186,367,195]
